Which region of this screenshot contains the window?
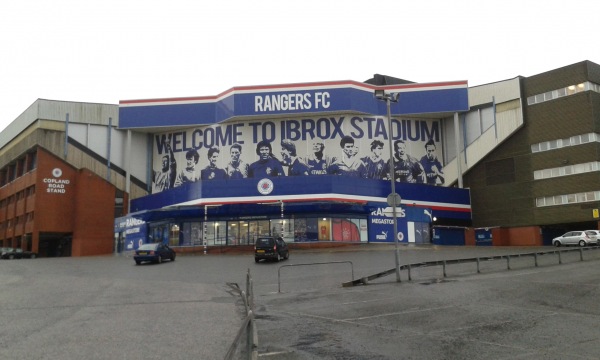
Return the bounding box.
[533,161,600,180]
[538,190,600,207]
[27,152,37,172]
[531,133,600,154]
[572,136,581,145]
[527,81,600,105]
[581,133,591,143]
[553,195,564,205]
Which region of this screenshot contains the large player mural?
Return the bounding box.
[151,114,445,193]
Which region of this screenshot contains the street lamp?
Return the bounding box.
[375,89,401,282]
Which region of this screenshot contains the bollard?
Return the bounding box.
[476,257,480,273]
[247,310,254,358]
[506,255,511,270]
[443,260,447,277]
[534,253,538,267]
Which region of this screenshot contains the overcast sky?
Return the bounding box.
[1,0,598,131]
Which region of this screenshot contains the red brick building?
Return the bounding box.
[0,100,146,257]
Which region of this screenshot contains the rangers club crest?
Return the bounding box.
[257,178,274,195]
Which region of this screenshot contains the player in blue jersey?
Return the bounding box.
[225,143,249,179]
[201,146,227,180]
[328,136,367,177]
[420,139,445,185]
[248,140,285,178]
[385,139,425,183]
[280,139,309,176]
[361,140,387,180]
[305,142,332,175]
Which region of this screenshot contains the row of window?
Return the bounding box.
[0,186,36,209]
[526,81,600,106]
[536,190,600,207]
[0,212,35,230]
[531,133,600,153]
[533,161,600,180]
[0,152,37,187]
[149,216,369,247]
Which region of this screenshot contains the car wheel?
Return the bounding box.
[578,240,586,247]
[171,254,176,261]
[8,254,14,260]
[30,254,36,259]
[157,256,162,264]
[255,258,259,263]
[284,251,289,260]
[275,253,280,262]
[135,260,141,265]
[553,241,561,247]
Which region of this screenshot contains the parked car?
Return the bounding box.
[0,248,37,259]
[254,236,289,263]
[552,230,599,247]
[134,243,176,265]
[0,247,14,259]
[585,230,600,245]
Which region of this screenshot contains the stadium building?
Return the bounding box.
[1,60,598,256]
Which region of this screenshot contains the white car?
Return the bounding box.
[552,230,599,247]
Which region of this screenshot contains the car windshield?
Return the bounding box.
[138,243,159,251]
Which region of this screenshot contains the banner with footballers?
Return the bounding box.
[150,114,446,193]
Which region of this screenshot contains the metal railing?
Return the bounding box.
[225,269,258,360]
[343,245,600,287]
[278,261,354,293]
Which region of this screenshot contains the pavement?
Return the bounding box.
[2,244,599,359]
[252,245,600,359]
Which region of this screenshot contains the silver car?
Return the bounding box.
[584,230,600,245]
[552,230,599,247]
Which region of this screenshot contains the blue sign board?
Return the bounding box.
[119,80,469,129]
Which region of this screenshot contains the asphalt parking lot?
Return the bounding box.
[254,245,600,359]
[1,244,599,359]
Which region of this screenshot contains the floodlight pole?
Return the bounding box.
[375,90,401,282]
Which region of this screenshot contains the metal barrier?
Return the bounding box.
[278,261,354,293]
[225,269,258,360]
[343,245,600,287]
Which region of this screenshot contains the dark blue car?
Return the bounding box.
[134,243,176,265]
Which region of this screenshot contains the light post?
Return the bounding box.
[375,89,401,282]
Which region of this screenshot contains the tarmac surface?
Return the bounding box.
[0,244,599,359]
[252,244,600,359]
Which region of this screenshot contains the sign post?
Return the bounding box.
[377,89,402,282]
